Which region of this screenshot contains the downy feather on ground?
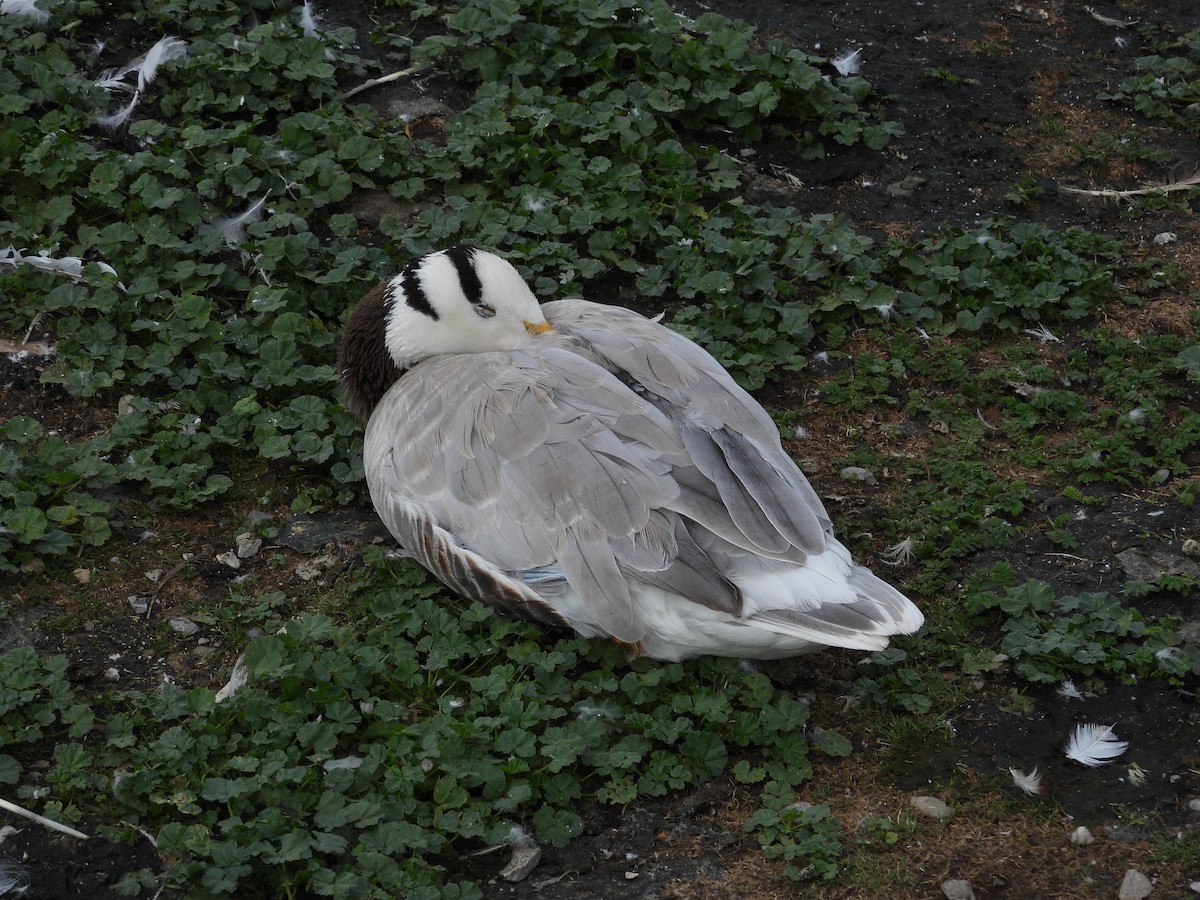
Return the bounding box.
[94,35,187,131]
[1,246,123,290]
[1064,723,1128,767]
[0,0,50,23]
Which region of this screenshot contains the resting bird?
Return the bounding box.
[338,246,923,661]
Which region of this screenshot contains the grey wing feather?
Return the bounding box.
[543,299,833,556]
[365,350,683,643]
[374,480,572,630]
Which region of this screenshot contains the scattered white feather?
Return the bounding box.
[881,537,917,566]
[299,0,321,37]
[94,36,187,128]
[1126,761,1147,786]
[1023,323,1061,343]
[214,653,247,702]
[1064,723,1128,767]
[201,195,269,246]
[97,91,141,130]
[135,35,188,92]
[832,48,863,76]
[1008,766,1043,796]
[1,246,123,288]
[1,0,50,23]
[0,861,32,897]
[506,825,538,849]
[1056,679,1084,700]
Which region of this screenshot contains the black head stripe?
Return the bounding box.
[400,257,437,320]
[444,245,484,307]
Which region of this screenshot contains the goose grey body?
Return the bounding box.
[339,247,923,661]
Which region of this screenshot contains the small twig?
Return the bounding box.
[21,312,45,344]
[340,64,431,101]
[0,797,90,840]
[1084,6,1138,28]
[1061,170,1200,201]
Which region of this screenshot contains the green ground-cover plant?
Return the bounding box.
[966,568,1200,688]
[1099,26,1200,131]
[0,558,840,896]
[1,0,905,574]
[3,0,1198,894]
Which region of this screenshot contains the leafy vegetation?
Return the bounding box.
[967,570,1200,688]
[1099,26,1200,131]
[0,558,832,897]
[1,0,1198,896]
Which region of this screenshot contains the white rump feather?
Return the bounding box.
[1064,723,1127,767]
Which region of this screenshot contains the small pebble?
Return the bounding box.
[941,879,975,900]
[169,618,200,636]
[1152,231,1177,245]
[499,845,541,883]
[127,596,149,615]
[911,796,953,820]
[103,667,120,682]
[840,466,877,485]
[1183,538,1199,557]
[73,567,91,584]
[1188,798,1200,812]
[235,532,262,559]
[1070,826,1094,845]
[1118,869,1152,900]
[216,550,241,569]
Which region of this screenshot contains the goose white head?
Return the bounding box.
[383,246,550,369]
[338,246,551,425]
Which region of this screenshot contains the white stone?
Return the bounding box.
[840,466,877,485]
[1070,825,1095,845]
[216,550,241,569]
[169,618,200,636]
[1119,869,1152,900]
[911,796,953,819]
[941,879,976,900]
[499,845,541,883]
[235,532,262,559]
